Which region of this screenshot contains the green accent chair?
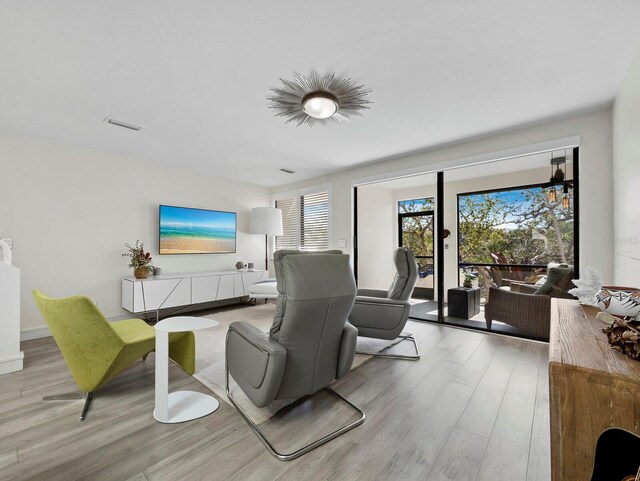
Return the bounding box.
[33,290,195,421]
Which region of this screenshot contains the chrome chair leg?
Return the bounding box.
[80,392,93,421]
[43,391,94,421]
[225,362,365,461]
[356,334,421,360]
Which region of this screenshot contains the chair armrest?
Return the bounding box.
[226,321,287,407]
[349,297,411,340]
[228,321,285,356]
[354,296,411,308]
[337,323,358,379]
[356,288,388,298]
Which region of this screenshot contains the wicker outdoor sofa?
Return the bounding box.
[484,264,575,340]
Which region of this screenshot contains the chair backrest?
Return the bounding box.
[270,249,343,337]
[387,247,418,300]
[32,290,123,391]
[271,252,356,400]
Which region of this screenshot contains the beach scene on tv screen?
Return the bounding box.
[160,206,236,254]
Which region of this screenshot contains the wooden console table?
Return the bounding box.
[549,299,640,481]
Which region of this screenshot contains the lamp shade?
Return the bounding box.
[250,207,283,236]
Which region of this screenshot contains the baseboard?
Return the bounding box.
[20,313,140,341]
[0,352,24,374]
[21,326,51,341]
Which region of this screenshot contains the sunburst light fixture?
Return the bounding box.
[268,71,372,126]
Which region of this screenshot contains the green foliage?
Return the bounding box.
[401,215,434,258]
[399,198,434,214]
[459,187,574,266]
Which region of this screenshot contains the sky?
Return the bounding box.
[159,205,236,229]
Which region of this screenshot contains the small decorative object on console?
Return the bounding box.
[603,316,640,360]
[122,240,153,279]
[247,262,254,271]
[235,261,244,271]
[595,286,640,318]
[567,266,603,306]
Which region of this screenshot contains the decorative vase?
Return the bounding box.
[134,267,149,279]
[595,286,640,318]
[463,280,473,288]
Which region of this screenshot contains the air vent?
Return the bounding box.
[280,168,296,174]
[103,117,142,131]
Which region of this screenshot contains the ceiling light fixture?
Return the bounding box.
[280,168,296,174]
[268,71,371,126]
[103,117,142,131]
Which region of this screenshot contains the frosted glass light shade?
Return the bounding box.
[250,207,283,236]
[303,96,338,119]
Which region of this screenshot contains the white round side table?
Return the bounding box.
[154,316,219,423]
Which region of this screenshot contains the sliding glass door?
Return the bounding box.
[398,198,434,299]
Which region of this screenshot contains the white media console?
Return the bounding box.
[122,270,267,316]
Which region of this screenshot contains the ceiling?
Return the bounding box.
[1,1,639,187]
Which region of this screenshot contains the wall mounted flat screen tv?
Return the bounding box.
[159,205,237,255]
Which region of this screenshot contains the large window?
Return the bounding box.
[274,187,330,251]
[458,183,574,295]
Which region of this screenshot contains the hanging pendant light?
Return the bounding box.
[547,152,567,203]
[562,183,570,209]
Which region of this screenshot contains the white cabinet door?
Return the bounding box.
[217,275,235,300]
[192,276,220,304]
[137,278,191,312]
[233,274,244,298]
[241,271,266,295]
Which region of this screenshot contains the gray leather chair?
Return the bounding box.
[225,250,365,461]
[349,247,420,360]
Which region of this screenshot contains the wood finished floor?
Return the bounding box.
[0,319,550,481]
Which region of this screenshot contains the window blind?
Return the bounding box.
[275,197,299,250]
[300,191,329,250]
[275,190,329,251]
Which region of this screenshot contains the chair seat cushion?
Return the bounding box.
[112,319,155,344]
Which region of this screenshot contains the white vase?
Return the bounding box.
[595,286,640,318]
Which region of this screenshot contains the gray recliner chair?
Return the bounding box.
[348,247,420,360]
[225,250,365,461]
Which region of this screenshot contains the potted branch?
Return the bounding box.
[463,273,476,289]
[123,241,153,279]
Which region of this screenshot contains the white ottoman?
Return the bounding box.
[247,279,278,301]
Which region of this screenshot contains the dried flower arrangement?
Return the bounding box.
[122,240,153,279]
[599,311,640,360]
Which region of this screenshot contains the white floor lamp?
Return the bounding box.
[250,207,283,273]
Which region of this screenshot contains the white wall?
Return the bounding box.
[0,130,269,336]
[356,184,396,289]
[613,45,640,286]
[271,109,614,283]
